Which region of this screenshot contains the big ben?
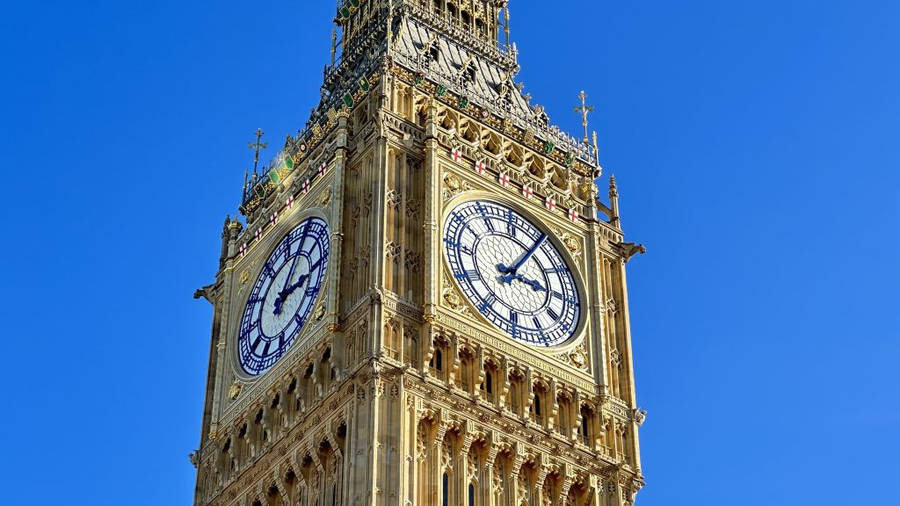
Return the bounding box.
[192,1,646,505]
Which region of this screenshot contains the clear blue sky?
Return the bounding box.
[1,1,897,504]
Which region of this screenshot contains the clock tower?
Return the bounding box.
[192,2,646,505]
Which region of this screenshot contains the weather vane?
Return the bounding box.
[248,128,268,175]
[574,91,595,145]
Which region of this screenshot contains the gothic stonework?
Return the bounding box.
[193,2,645,505]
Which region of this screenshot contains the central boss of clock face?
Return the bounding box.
[443,200,581,347]
[238,217,330,376]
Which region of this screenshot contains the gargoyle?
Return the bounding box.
[193,283,216,303]
[619,242,647,262]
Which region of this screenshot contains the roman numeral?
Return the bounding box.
[547,307,560,320]
[455,270,480,281]
[479,293,496,313]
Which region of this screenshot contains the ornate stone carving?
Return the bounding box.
[229,381,244,400]
[320,187,332,207]
[443,172,473,202]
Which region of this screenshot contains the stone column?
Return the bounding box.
[422,97,440,321]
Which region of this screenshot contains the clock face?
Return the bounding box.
[443,201,581,347]
[238,217,330,376]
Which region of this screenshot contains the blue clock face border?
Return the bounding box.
[238,217,330,376]
[443,200,582,347]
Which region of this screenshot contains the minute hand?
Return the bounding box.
[497,234,547,279]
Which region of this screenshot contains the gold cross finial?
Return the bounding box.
[248,128,268,174]
[574,91,595,145]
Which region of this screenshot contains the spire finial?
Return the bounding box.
[504,4,511,49]
[574,91,595,145]
[248,128,268,174]
[387,0,394,49]
[609,174,621,228]
[330,27,337,65]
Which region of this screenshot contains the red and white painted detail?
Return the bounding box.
[286,196,295,210]
[498,172,510,188]
[319,162,326,177]
[545,196,556,211]
[522,185,533,199]
[450,147,463,163]
[568,208,579,223]
[474,160,486,174]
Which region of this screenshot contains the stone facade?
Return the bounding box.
[192,2,645,505]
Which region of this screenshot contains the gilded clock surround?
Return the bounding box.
[192,2,646,506]
[440,192,589,352]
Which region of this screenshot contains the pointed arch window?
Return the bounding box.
[442,472,450,506]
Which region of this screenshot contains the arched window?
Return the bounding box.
[534,393,542,417]
[469,483,476,506]
[485,371,493,395]
[435,349,443,371]
[580,405,593,446]
[442,472,450,506]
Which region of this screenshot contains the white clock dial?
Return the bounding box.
[444,201,581,347]
[238,217,330,376]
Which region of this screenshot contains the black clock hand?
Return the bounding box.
[273,273,309,315]
[497,234,547,281]
[498,273,546,292]
[280,250,300,295]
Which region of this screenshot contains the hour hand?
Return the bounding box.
[498,273,546,291]
[520,275,546,292]
[272,274,309,315]
[496,263,515,275]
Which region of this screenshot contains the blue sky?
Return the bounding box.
[1,0,898,504]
